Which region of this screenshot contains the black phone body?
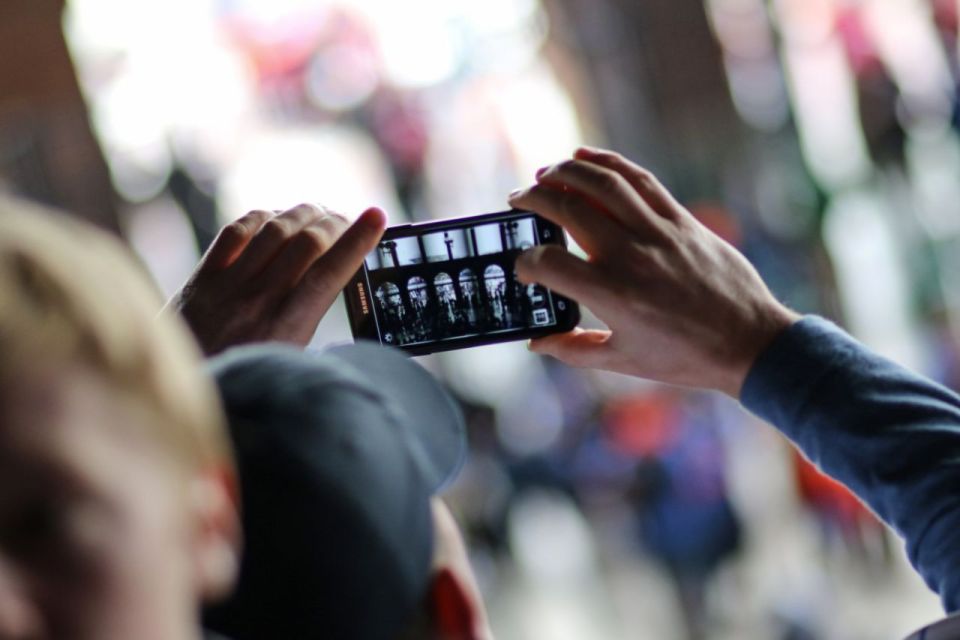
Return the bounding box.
[345,209,580,355]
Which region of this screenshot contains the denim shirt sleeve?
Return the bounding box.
[741,316,960,612]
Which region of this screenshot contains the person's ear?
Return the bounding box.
[189,465,241,603]
[427,567,480,640]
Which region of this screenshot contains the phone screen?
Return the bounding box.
[345,209,579,355]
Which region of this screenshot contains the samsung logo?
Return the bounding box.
[357,282,370,315]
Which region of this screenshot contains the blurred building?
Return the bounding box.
[0,0,118,232]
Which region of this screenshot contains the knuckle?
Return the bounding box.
[260,217,291,241]
[598,170,624,194]
[219,221,250,242]
[241,209,273,224]
[317,211,350,233]
[291,202,320,214]
[221,209,271,239]
[601,150,625,163]
[328,211,350,225]
[296,226,333,254]
[317,215,350,237]
[520,183,548,205]
[633,168,657,190]
[540,161,569,183]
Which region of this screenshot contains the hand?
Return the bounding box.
[509,147,800,397]
[166,203,386,355]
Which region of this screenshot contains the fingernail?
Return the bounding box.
[508,187,527,202]
[577,145,602,155]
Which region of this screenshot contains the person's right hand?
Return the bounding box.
[509,147,800,398]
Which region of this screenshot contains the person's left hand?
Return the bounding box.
[166,203,386,355]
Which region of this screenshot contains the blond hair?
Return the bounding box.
[0,196,230,471]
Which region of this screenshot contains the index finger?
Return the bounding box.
[514,244,610,313]
[508,182,624,257]
[278,207,387,332]
[574,148,686,222]
[537,159,669,241]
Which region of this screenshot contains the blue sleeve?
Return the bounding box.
[741,316,960,612]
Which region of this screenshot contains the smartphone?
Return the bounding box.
[344,209,580,355]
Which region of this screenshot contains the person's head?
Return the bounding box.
[205,344,491,640]
[0,198,240,639]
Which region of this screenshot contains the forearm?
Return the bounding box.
[742,316,960,611]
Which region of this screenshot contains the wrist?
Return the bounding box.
[721,302,801,399]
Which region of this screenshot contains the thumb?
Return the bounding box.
[529,328,614,369]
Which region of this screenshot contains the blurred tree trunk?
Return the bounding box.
[544,0,745,201]
[543,0,843,318]
[0,0,120,234]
